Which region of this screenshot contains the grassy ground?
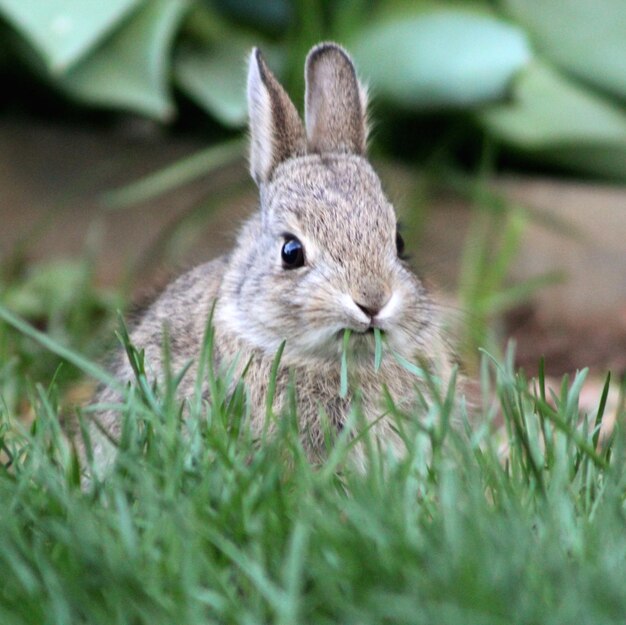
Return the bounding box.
[0,298,625,625]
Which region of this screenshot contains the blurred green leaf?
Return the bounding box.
[350,9,531,109]
[503,0,626,101]
[215,0,292,34]
[3,261,88,318]
[102,138,245,208]
[540,144,626,180]
[481,271,564,315]
[58,0,189,120]
[480,63,626,146]
[2,260,116,328]
[175,41,249,127]
[479,62,626,178]
[0,0,142,72]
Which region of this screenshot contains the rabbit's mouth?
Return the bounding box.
[337,327,380,338]
[336,327,385,356]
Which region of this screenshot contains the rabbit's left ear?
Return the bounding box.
[305,42,369,155]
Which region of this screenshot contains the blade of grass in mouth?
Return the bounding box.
[340,329,352,398]
[374,328,385,372]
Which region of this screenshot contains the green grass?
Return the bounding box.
[0,254,122,416]
[0,306,625,625]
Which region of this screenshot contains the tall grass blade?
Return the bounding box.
[266,340,286,422]
[592,371,611,449]
[392,351,428,380]
[0,303,121,390]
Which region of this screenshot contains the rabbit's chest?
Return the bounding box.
[241,356,413,440]
[213,333,421,454]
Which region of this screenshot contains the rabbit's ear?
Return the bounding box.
[247,48,306,185]
[305,43,368,155]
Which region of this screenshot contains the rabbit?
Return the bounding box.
[85,42,455,475]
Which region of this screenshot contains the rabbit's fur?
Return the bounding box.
[87,43,454,472]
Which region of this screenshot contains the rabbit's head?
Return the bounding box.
[217,43,436,366]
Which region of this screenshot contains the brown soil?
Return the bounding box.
[505,304,626,379]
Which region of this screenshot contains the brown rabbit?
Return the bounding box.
[86,42,454,474]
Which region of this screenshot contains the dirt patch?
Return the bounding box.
[505,303,626,378]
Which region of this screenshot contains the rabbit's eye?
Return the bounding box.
[396,230,405,258]
[281,236,305,269]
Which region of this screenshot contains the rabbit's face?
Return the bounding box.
[219,155,433,365]
[217,43,436,366]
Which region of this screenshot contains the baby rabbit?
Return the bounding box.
[87,42,454,472]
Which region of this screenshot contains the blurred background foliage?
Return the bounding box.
[0,0,625,180]
[0,0,624,402]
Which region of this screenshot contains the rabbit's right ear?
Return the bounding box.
[247,48,306,185]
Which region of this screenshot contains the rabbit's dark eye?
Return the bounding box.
[281,236,305,269]
[396,230,405,258]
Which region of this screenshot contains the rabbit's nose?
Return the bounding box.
[354,287,391,319]
[355,301,381,318]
